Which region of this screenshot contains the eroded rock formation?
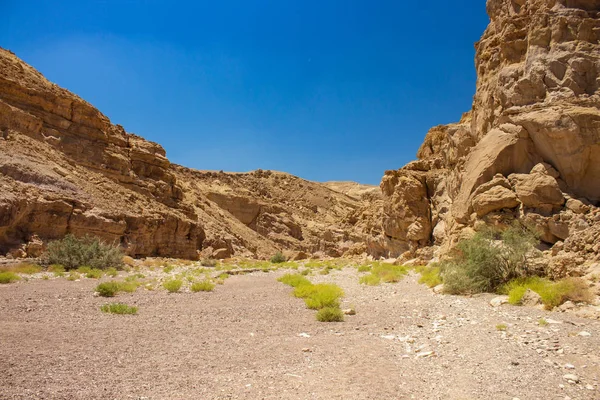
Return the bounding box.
[0,48,377,260]
[378,0,600,275]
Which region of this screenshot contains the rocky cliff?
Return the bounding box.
[378,0,600,275]
[0,48,377,260]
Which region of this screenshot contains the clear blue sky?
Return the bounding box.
[1,1,488,185]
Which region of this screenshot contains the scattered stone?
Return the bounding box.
[564,364,575,369]
[577,331,591,337]
[490,296,509,307]
[298,333,310,338]
[563,374,579,384]
[415,351,435,359]
[520,289,542,306]
[342,308,356,316]
[301,348,311,353]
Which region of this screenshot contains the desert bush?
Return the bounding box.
[163,279,183,293]
[106,267,118,277]
[96,282,120,297]
[78,266,103,279]
[0,271,20,284]
[496,324,507,331]
[100,303,138,315]
[316,307,344,322]
[0,263,43,274]
[43,234,123,271]
[66,272,80,281]
[270,252,287,264]
[359,263,407,285]
[278,273,311,288]
[294,283,344,310]
[163,265,175,274]
[359,274,381,286]
[441,226,540,294]
[357,265,371,273]
[502,276,593,310]
[417,265,442,288]
[191,280,215,292]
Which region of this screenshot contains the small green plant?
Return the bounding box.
[270,252,287,264]
[417,265,443,288]
[48,264,65,277]
[496,324,507,331]
[100,303,138,315]
[278,273,311,288]
[106,267,118,277]
[43,234,123,270]
[66,272,80,281]
[82,267,103,279]
[359,274,381,286]
[163,265,175,274]
[293,283,344,310]
[357,265,371,273]
[0,271,20,284]
[191,280,215,292]
[538,318,548,327]
[316,307,344,322]
[163,279,183,293]
[359,263,408,285]
[502,276,593,310]
[0,263,43,274]
[319,267,331,275]
[96,282,120,297]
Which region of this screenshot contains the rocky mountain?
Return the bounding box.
[377,0,600,276]
[0,48,377,260]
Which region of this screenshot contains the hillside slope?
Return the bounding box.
[0,48,377,259]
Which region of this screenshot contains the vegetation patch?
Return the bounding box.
[270,252,287,264]
[278,274,345,322]
[501,276,593,310]
[95,281,139,297]
[278,273,311,288]
[43,234,123,271]
[359,262,408,285]
[191,280,215,292]
[316,307,344,322]
[100,303,138,315]
[163,279,183,293]
[0,271,20,284]
[416,265,443,288]
[440,225,540,294]
[0,263,43,274]
[496,324,507,331]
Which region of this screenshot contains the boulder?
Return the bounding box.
[472,185,520,217]
[510,173,565,209]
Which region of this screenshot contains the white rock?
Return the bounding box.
[415,351,435,359]
[564,364,575,369]
[490,296,509,307]
[585,384,594,390]
[545,318,563,324]
[577,331,591,337]
[563,374,579,383]
[298,332,310,338]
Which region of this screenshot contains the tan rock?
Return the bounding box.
[510,173,565,209]
[472,185,520,217]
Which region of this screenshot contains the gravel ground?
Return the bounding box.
[1,268,599,400]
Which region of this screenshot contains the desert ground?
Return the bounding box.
[1,262,599,400]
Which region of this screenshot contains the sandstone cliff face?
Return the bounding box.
[378,0,600,273]
[0,48,375,259]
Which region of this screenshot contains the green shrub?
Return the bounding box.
[191,280,215,292]
[360,263,408,285]
[496,324,507,331]
[48,264,65,277]
[100,303,138,315]
[294,283,344,310]
[418,265,442,288]
[163,265,175,274]
[96,282,120,297]
[319,267,331,275]
[78,267,103,279]
[502,276,593,310]
[66,272,80,281]
[441,226,539,294]
[0,272,20,284]
[0,263,43,274]
[106,267,118,277]
[357,265,371,273]
[163,279,183,293]
[270,252,287,264]
[43,234,123,271]
[359,274,381,286]
[316,307,344,322]
[278,273,311,288]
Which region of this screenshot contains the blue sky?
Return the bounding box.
[1,1,489,185]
